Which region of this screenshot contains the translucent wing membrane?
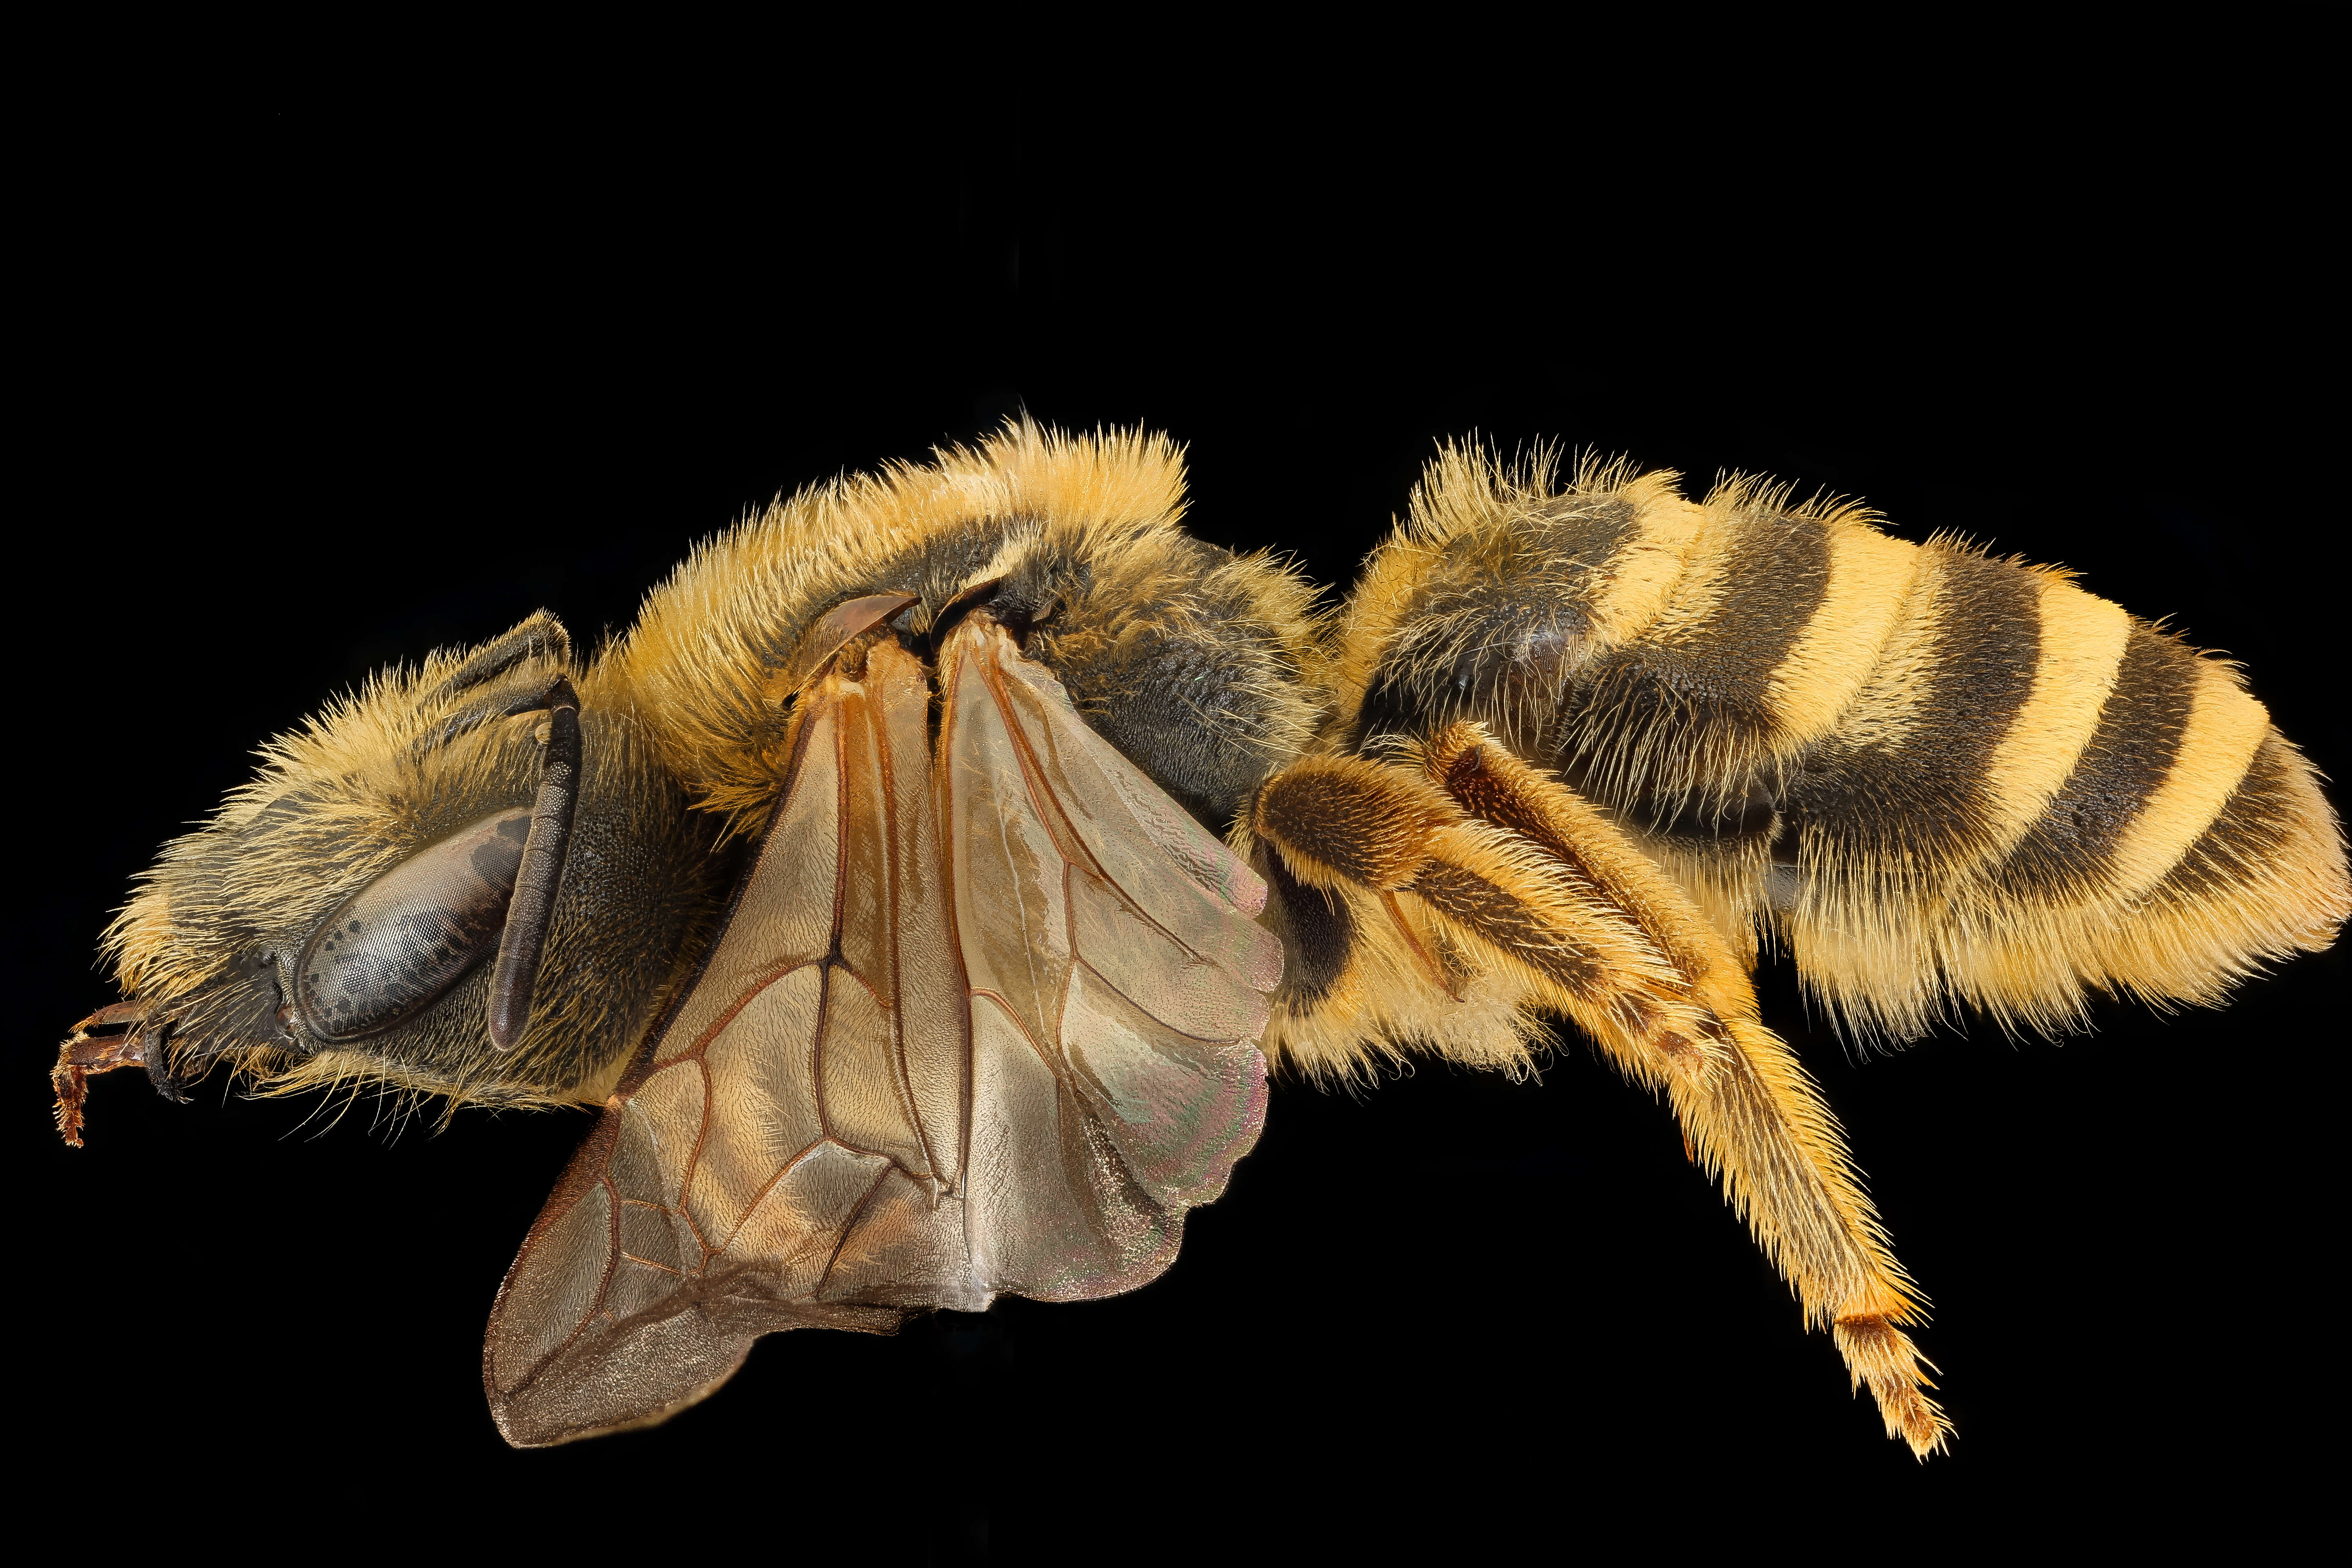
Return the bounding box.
[485,621,1277,1446]
[947,622,1277,1298]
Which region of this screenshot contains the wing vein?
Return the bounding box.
[710,1135,834,1254]
[673,1059,716,1218]
[1070,956,1234,1046]
[656,958,826,1067]
[939,652,981,1274]
[863,685,941,1181]
[812,1163,899,1297]
[811,700,851,1145]
[969,988,1062,1068]
[508,1174,628,1400]
[981,652,1240,973]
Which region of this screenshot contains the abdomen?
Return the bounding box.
[1339,453,2350,1040]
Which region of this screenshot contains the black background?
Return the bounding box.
[14,79,2334,1558]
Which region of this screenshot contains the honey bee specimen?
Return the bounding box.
[54,423,2348,1455]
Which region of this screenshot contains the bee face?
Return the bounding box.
[102,619,733,1112]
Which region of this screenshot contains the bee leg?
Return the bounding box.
[1248,731,1951,1457]
[1415,722,1950,1457]
[1249,750,1724,1086]
[51,1000,160,1147]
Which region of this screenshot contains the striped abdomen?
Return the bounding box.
[1336,450,2348,1039]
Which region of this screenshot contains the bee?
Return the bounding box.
[53,421,2348,1456]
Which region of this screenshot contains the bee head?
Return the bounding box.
[91,613,729,1118]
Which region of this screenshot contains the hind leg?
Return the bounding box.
[1245,724,1950,1456]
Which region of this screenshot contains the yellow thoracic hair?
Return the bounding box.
[612,419,1314,835]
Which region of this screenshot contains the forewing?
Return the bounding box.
[944,620,1277,1300]
[484,642,970,1447]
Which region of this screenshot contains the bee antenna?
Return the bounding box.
[488,675,582,1051]
[429,612,572,702]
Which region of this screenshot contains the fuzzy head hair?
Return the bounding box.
[105,612,728,1113]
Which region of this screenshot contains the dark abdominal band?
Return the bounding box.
[1552,509,1833,837]
[1780,549,2043,876]
[2148,733,2300,904]
[1987,622,2204,903]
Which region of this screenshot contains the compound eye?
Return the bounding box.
[295,809,532,1042]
